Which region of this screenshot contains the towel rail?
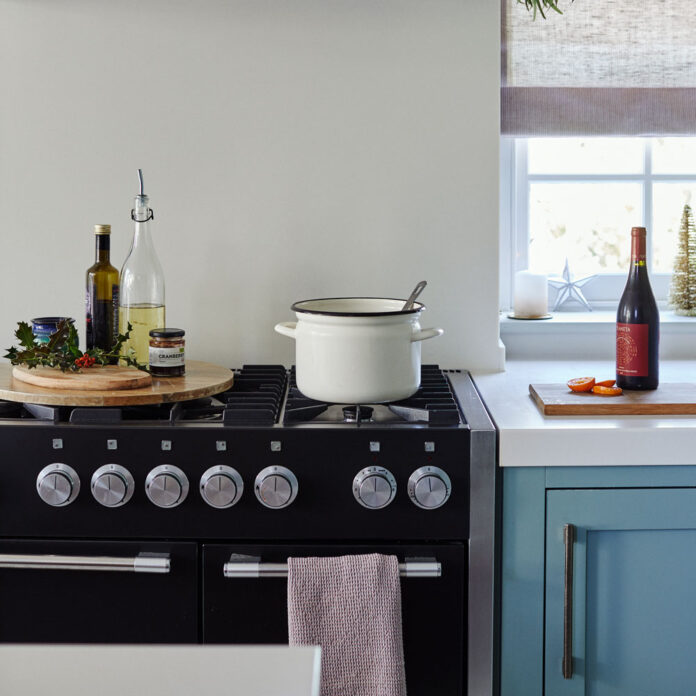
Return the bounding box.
[223,559,441,579]
[0,553,170,574]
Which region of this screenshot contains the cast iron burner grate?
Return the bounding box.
[216,365,287,425]
[283,365,463,426]
[177,365,288,426]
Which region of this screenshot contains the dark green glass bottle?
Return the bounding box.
[86,224,120,352]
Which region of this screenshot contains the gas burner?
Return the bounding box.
[282,366,464,426]
[342,405,374,423]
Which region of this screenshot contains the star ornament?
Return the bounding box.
[548,259,596,312]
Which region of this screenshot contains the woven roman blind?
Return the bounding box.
[502,0,696,135]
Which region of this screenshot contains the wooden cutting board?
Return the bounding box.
[0,360,234,407]
[12,364,152,391]
[530,383,696,416]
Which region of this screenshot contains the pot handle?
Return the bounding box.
[274,322,298,340]
[411,327,444,343]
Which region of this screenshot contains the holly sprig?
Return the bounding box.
[4,319,149,372]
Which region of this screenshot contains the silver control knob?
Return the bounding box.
[408,466,452,510]
[200,466,244,508]
[91,464,135,508]
[36,463,80,507]
[254,466,298,509]
[353,467,397,509]
[145,465,189,508]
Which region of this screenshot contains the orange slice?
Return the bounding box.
[592,385,623,396]
[567,377,595,393]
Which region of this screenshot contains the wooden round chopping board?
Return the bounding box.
[13,365,153,391]
[0,361,234,406]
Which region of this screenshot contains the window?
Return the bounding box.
[501,137,696,310]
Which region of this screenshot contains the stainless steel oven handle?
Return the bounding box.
[223,559,441,579]
[0,552,170,574]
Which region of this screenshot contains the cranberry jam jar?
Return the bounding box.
[148,328,185,377]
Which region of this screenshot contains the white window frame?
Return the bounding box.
[500,136,696,311]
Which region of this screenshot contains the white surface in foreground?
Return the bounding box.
[0,644,321,696]
[473,360,696,467]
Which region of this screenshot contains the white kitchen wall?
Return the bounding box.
[0,0,502,370]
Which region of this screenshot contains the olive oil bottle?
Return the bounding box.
[86,224,119,352]
[119,170,166,363]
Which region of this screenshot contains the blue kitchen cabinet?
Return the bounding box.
[501,466,696,696]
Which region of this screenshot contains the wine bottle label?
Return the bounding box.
[149,346,185,368]
[617,323,649,376]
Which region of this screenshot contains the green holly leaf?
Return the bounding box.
[46,319,71,352]
[15,322,36,349]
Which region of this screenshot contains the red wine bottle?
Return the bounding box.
[616,226,659,390]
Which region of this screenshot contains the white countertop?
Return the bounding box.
[472,361,696,467]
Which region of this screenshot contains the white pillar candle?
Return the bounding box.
[513,270,548,318]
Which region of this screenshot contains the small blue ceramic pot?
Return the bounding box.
[30,317,75,344]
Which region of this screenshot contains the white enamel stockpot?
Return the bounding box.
[274,297,443,404]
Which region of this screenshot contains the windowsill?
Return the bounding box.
[500,310,696,360]
[500,310,696,333]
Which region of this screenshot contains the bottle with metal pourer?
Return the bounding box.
[118,169,166,363]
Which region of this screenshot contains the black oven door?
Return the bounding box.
[203,543,466,696]
[0,539,198,643]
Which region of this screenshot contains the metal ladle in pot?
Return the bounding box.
[402,280,427,311]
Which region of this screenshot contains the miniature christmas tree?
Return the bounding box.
[669,204,696,316]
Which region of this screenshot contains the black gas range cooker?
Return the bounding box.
[0,365,498,696]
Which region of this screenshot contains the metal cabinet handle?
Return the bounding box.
[223,557,441,579]
[563,524,576,679]
[0,552,170,574]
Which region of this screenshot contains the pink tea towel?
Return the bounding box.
[288,553,407,696]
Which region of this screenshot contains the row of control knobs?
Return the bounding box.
[36,463,452,510]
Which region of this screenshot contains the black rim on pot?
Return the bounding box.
[291,297,425,317]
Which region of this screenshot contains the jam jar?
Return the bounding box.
[148,328,185,377]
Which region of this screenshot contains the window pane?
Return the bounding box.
[528,138,644,175]
[652,138,696,175]
[652,183,696,272]
[528,182,642,276]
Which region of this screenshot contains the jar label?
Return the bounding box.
[616,323,649,376]
[149,346,185,368]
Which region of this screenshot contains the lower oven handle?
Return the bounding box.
[0,552,170,574]
[223,559,441,579]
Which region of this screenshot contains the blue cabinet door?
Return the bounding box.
[546,488,696,696]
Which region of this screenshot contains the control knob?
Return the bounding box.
[353,467,397,509]
[36,463,80,507]
[407,466,452,509]
[200,466,244,508]
[254,466,298,509]
[145,465,189,508]
[91,464,135,508]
